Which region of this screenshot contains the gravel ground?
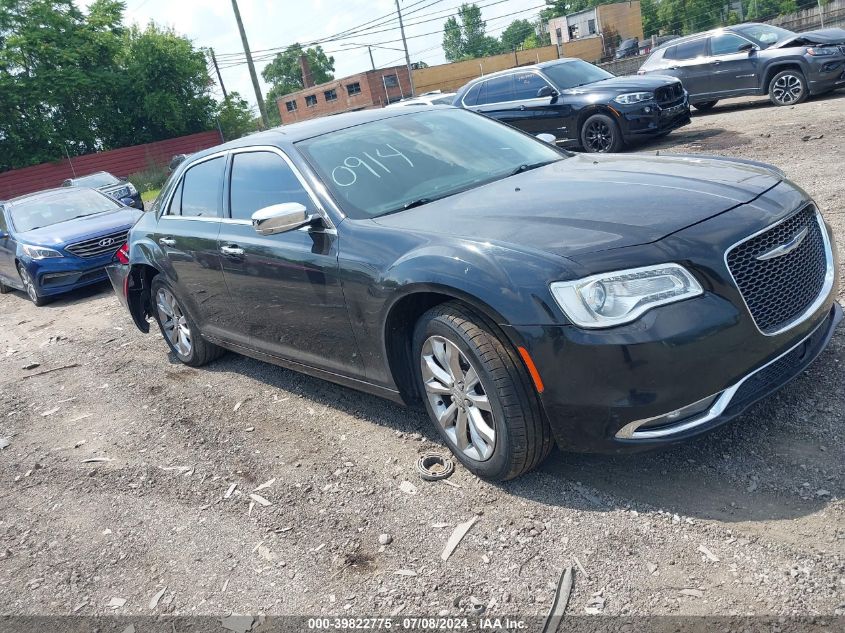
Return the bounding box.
[1,93,844,623]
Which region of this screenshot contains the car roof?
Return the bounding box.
[185,106,452,162]
[456,58,584,87]
[651,23,767,52]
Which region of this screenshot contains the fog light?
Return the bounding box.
[615,392,720,439]
[643,106,652,114]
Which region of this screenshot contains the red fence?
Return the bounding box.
[0,130,223,200]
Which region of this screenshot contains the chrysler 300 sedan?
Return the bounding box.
[107,107,841,481]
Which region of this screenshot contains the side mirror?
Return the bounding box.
[252,202,312,236]
[535,133,557,145]
[536,85,558,99]
[738,42,757,54]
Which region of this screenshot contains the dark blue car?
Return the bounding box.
[0,188,142,306]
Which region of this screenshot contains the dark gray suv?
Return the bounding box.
[638,23,845,110]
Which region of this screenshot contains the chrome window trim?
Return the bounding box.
[460,69,556,108]
[724,204,834,337]
[616,311,830,439]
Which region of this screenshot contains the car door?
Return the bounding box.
[152,154,230,335]
[518,70,577,143]
[0,208,17,287]
[216,147,362,377]
[707,32,760,95]
[471,74,535,132]
[658,38,711,99]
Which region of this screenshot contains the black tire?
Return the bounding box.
[692,100,718,112]
[17,264,50,306]
[769,69,808,106]
[150,276,223,367]
[412,301,553,481]
[0,279,11,294]
[580,113,624,153]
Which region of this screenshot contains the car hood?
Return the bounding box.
[16,207,143,247]
[561,74,680,94]
[372,153,781,258]
[776,27,845,46]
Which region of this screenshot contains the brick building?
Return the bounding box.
[548,1,643,58]
[276,58,413,125]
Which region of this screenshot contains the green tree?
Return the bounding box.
[217,92,257,140]
[442,3,504,61]
[500,19,535,51]
[262,43,334,103]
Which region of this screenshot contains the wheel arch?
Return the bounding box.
[382,285,525,405]
[762,61,806,91]
[576,104,621,136]
[126,262,160,333]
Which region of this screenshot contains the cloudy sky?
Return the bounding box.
[78,0,548,111]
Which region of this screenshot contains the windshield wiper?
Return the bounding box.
[510,160,557,176]
[402,198,433,210]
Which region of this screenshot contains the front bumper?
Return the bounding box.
[619,95,691,138]
[25,254,115,297]
[806,55,845,94]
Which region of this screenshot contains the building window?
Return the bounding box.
[568,24,578,40]
[305,94,318,107]
[285,100,297,112]
[587,19,596,35]
[346,82,361,96]
[555,27,562,43]
[324,88,337,102]
[383,74,399,88]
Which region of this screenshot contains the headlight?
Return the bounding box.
[613,92,654,105]
[21,244,63,259]
[550,263,703,328]
[806,47,837,56]
[127,182,137,195]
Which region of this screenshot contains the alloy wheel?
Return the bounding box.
[155,287,192,357]
[772,74,803,104]
[18,267,38,303]
[420,335,496,461]
[584,120,613,152]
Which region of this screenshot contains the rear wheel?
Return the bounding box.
[17,265,49,306]
[0,279,11,294]
[580,113,624,153]
[692,100,718,112]
[150,276,223,367]
[769,70,807,106]
[413,301,553,481]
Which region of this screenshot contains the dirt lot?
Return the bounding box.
[1,94,844,622]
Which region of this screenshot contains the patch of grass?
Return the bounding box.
[141,188,160,203]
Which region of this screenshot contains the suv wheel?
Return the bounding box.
[17,265,49,306]
[580,113,624,153]
[769,70,807,106]
[413,301,553,481]
[150,276,223,367]
[0,278,11,294]
[692,100,718,112]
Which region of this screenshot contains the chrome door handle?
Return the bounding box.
[220,245,245,257]
[159,237,176,247]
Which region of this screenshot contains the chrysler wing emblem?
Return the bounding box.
[98,237,115,248]
[756,226,808,261]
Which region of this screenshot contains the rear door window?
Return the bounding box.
[479,75,515,104]
[180,157,224,218]
[462,83,482,106]
[665,39,707,60]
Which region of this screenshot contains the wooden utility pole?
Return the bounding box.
[209,48,228,100]
[394,0,416,97]
[230,0,269,127]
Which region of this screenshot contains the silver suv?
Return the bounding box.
[638,23,845,110]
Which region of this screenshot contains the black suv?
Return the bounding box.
[62,171,144,210]
[638,23,845,110]
[453,58,690,152]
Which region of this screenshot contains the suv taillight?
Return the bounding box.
[115,243,130,265]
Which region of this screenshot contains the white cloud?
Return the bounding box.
[78,0,547,111]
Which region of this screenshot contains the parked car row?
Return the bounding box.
[62,170,144,210]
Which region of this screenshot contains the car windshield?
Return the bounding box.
[734,24,794,48]
[10,188,121,232]
[297,109,566,219]
[541,59,614,89]
[72,172,120,188]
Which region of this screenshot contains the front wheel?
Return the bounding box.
[692,100,718,112]
[413,302,553,481]
[580,113,624,153]
[17,265,50,306]
[150,276,223,367]
[769,70,807,106]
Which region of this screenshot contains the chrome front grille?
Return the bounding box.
[726,205,830,335]
[65,230,128,259]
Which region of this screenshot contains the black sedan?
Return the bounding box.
[62,171,144,210]
[452,58,691,152]
[106,107,841,481]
